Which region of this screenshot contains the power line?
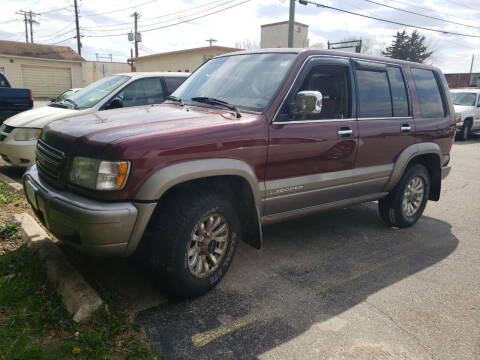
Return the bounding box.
[298,0,480,38]
[386,0,478,24]
[81,0,230,30]
[83,0,251,38]
[80,0,159,18]
[442,0,479,11]
[82,0,236,33]
[47,36,76,45]
[361,0,480,31]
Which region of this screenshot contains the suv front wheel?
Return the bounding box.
[142,190,239,298]
[378,164,430,228]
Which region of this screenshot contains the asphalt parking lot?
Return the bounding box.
[1,137,479,360]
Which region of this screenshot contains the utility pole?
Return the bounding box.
[16,10,38,43]
[16,11,29,43]
[205,38,217,46]
[28,11,40,43]
[130,48,134,72]
[469,53,475,86]
[73,0,81,55]
[132,12,140,58]
[288,0,295,48]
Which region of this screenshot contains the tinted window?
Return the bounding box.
[164,77,186,94]
[387,67,409,116]
[68,75,130,109]
[411,68,445,118]
[117,78,164,107]
[357,70,392,117]
[0,74,8,88]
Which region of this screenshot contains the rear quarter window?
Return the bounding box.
[411,68,445,118]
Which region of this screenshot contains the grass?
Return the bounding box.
[0,182,18,205]
[0,182,155,359]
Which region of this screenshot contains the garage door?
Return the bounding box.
[21,65,72,98]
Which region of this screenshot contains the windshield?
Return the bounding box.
[55,90,74,102]
[66,75,130,109]
[451,92,477,106]
[172,53,297,112]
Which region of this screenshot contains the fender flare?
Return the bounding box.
[134,158,264,248]
[384,142,442,192]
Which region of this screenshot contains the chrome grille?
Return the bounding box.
[36,140,66,186]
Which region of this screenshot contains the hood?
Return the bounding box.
[42,104,246,154]
[453,105,475,113]
[4,105,88,128]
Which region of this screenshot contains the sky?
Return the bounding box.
[0,0,479,73]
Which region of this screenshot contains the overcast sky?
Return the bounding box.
[0,0,478,73]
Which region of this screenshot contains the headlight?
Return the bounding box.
[14,128,41,141]
[68,157,130,191]
[455,113,461,123]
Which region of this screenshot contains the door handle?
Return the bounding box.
[338,127,353,136]
[401,124,411,132]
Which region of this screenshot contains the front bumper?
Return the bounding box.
[0,133,36,167]
[23,165,156,257]
[441,165,451,180]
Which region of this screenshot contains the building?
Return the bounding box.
[0,40,84,98]
[131,45,241,73]
[260,21,309,48]
[82,61,131,86]
[445,72,480,89]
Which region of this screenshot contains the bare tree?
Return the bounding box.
[234,38,259,50]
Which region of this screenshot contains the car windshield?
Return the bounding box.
[65,75,130,109]
[451,92,477,106]
[172,53,297,113]
[55,90,74,103]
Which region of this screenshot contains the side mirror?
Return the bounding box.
[293,90,323,116]
[50,98,57,103]
[107,98,123,110]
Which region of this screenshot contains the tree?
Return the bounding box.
[383,29,433,63]
[234,38,259,50]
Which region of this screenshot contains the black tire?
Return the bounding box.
[457,120,472,141]
[141,190,239,298]
[378,164,430,228]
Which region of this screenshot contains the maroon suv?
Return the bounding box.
[23,49,455,298]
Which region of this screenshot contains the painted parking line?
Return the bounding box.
[192,315,256,347]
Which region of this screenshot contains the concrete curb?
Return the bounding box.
[0,172,23,193]
[14,213,104,322]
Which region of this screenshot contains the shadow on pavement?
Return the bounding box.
[132,203,458,359]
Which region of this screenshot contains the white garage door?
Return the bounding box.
[21,65,72,98]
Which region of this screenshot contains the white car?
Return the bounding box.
[0,72,188,166]
[451,88,480,141]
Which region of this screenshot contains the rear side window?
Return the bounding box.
[164,77,186,94]
[356,70,392,117]
[387,67,409,117]
[411,68,445,118]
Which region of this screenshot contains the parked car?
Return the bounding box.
[450,88,480,140]
[48,88,82,105]
[0,72,188,166]
[23,49,455,298]
[0,72,33,124]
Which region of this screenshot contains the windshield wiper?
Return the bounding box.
[166,95,184,106]
[191,97,241,118]
[63,98,79,109]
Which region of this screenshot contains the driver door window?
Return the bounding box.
[117,78,164,107]
[277,64,351,121]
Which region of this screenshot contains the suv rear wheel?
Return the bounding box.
[142,190,239,298]
[378,164,430,228]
